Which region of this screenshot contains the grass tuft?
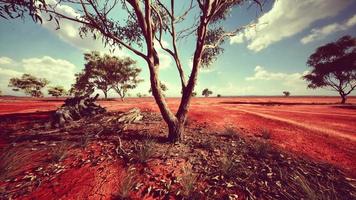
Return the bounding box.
[113,167,136,200]
[134,139,155,163]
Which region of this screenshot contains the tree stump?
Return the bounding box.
[52,94,106,127]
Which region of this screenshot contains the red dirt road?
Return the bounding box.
[1,96,355,175]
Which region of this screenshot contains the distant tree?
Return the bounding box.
[70,52,142,100]
[283,91,290,97]
[191,92,197,97]
[149,82,168,95]
[303,35,355,104]
[202,88,213,97]
[136,93,143,98]
[106,56,143,101]
[69,72,95,97]
[0,90,2,96]
[48,86,67,97]
[8,74,49,97]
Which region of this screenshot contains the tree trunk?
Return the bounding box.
[168,120,184,142]
[341,95,347,104]
[103,91,108,99]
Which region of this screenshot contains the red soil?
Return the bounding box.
[1,96,355,199]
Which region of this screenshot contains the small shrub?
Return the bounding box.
[221,126,238,138]
[261,128,271,140]
[135,139,155,163]
[50,143,70,163]
[0,146,32,181]
[199,140,215,151]
[179,165,198,198]
[250,141,271,158]
[113,167,136,200]
[78,134,90,148]
[219,156,235,178]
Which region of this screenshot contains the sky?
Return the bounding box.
[0,0,355,97]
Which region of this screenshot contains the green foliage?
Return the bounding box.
[202,88,213,97]
[191,92,197,97]
[70,51,142,99]
[217,94,221,97]
[148,81,168,95]
[303,35,356,103]
[48,86,67,97]
[8,73,49,97]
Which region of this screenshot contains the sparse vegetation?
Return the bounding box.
[217,94,221,97]
[113,167,136,200]
[48,86,67,97]
[134,139,155,164]
[50,142,70,163]
[261,128,271,140]
[179,165,198,199]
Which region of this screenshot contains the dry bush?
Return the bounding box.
[179,165,199,199]
[113,167,136,200]
[260,128,271,140]
[0,145,35,181]
[221,126,239,138]
[134,139,155,163]
[219,155,235,178]
[249,140,271,158]
[50,142,71,163]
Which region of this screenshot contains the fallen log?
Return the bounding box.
[52,94,106,127]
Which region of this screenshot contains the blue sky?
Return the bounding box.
[0,0,355,97]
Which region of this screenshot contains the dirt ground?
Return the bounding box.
[0,96,355,199]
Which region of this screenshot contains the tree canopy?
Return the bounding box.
[48,86,67,97]
[202,88,213,97]
[303,35,356,103]
[70,51,142,100]
[8,73,49,97]
[283,91,290,97]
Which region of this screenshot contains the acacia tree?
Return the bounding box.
[104,55,143,101]
[48,86,67,97]
[303,35,356,104]
[1,0,263,142]
[202,88,212,97]
[8,74,49,97]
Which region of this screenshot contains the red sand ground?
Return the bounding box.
[1,96,355,199]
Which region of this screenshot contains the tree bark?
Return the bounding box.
[103,91,108,99]
[341,95,347,104]
[168,120,184,142]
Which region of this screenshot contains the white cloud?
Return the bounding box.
[187,58,216,73]
[246,65,308,86]
[230,0,351,52]
[40,0,115,54]
[22,56,76,88]
[301,14,356,44]
[0,57,14,65]
[153,40,173,69]
[0,56,77,95]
